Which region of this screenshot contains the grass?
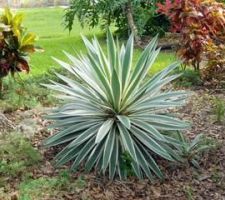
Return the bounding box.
[19,7,103,77]
[0,7,176,111]
[17,7,176,77]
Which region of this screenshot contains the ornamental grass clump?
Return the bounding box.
[43,31,190,180]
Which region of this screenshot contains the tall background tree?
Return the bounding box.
[64,0,169,44]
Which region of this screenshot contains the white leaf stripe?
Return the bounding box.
[102,127,115,171]
[95,119,114,144]
[118,124,138,163]
[117,115,131,129]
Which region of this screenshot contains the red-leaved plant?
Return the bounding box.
[157,0,225,83]
[0,8,42,92]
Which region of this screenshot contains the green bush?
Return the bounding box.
[143,14,170,37]
[64,0,169,37]
[173,68,202,87]
[43,31,191,180]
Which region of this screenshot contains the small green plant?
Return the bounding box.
[0,133,42,181]
[174,68,202,87]
[175,132,216,168]
[212,97,225,123]
[183,185,194,200]
[121,151,135,177]
[43,30,191,180]
[211,168,224,187]
[19,177,59,200]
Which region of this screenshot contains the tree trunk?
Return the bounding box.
[126,0,141,46]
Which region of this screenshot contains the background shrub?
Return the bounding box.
[157,0,225,83]
[64,0,169,38]
[0,8,42,92]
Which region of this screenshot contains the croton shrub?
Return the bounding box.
[157,0,225,84]
[0,8,41,90]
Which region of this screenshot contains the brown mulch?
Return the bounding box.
[2,89,225,200]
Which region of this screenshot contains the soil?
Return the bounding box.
[1,88,225,200]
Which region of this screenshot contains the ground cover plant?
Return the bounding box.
[0,133,42,187]
[19,172,86,200]
[0,69,62,112]
[0,133,87,200]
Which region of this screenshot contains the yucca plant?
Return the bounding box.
[43,31,190,180]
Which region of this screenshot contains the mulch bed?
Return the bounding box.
[2,88,225,200]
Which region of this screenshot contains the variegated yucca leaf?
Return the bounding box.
[43,31,190,180]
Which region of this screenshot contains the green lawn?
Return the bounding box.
[20,7,103,77]
[18,7,176,77]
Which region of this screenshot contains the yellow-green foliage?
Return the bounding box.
[0,7,42,79]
